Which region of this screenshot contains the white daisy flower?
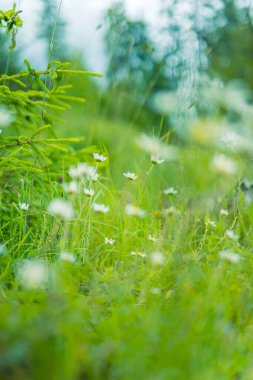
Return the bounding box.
[212,154,238,175]
[150,251,165,266]
[83,188,95,197]
[93,153,107,162]
[63,181,79,194]
[19,202,29,211]
[59,251,76,263]
[147,234,159,242]
[130,251,147,258]
[88,173,99,182]
[226,230,239,241]
[219,250,241,263]
[220,209,229,216]
[163,187,177,196]
[93,203,110,214]
[125,204,146,218]
[105,237,115,245]
[18,260,47,289]
[48,198,74,219]
[123,172,138,181]
[151,155,165,165]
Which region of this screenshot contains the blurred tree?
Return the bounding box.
[103,2,169,126]
[198,0,253,89]
[38,0,67,60]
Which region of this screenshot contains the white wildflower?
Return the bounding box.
[123,172,138,181]
[151,155,165,165]
[93,153,107,162]
[220,209,229,216]
[69,163,96,178]
[136,133,179,160]
[63,181,79,194]
[59,251,76,263]
[163,187,177,196]
[18,260,47,289]
[212,154,238,175]
[84,188,95,197]
[150,251,165,266]
[219,250,241,263]
[130,251,147,258]
[93,203,109,214]
[48,198,74,219]
[147,234,159,243]
[19,202,29,211]
[88,173,99,182]
[162,206,176,216]
[125,204,146,218]
[105,237,115,245]
[226,229,239,241]
[206,219,216,228]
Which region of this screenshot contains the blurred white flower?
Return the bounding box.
[93,153,107,162]
[212,154,238,175]
[130,251,147,258]
[69,163,96,178]
[59,251,76,263]
[136,133,179,160]
[88,173,99,182]
[0,106,14,128]
[18,260,47,289]
[84,188,95,197]
[48,198,74,219]
[147,234,159,242]
[151,155,165,165]
[63,181,79,194]
[125,204,146,218]
[226,229,239,241]
[93,203,109,214]
[105,237,115,245]
[206,219,216,227]
[123,172,137,181]
[163,187,177,196]
[150,251,165,266]
[219,250,241,263]
[19,202,29,211]
[220,209,229,216]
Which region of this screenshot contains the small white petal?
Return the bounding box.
[123,172,138,181]
[93,153,107,162]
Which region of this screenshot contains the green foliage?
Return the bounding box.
[2,2,253,380]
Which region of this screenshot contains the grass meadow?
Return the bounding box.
[1,2,253,380]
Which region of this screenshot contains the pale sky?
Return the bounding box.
[3,0,162,72]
